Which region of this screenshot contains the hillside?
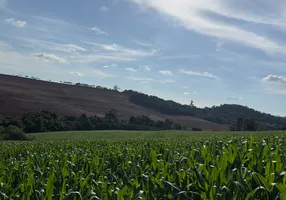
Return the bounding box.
[0,74,227,131]
[128,92,286,129]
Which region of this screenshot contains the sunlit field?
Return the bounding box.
[1,131,286,199]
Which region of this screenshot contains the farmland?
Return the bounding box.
[1,131,286,199]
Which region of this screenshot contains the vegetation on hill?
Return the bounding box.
[2,74,285,131]
[0,109,183,134]
[127,92,286,129]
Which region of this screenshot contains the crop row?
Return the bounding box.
[0,135,286,199]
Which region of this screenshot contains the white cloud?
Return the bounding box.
[228,96,242,101]
[102,65,109,68]
[264,88,286,96]
[126,67,137,72]
[71,72,84,76]
[158,55,200,60]
[33,53,68,63]
[100,6,109,12]
[130,0,286,54]
[72,54,136,63]
[140,81,151,84]
[111,64,118,67]
[159,70,172,76]
[127,77,155,82]
[70,69,115,78]
[5,18,27,28]
[92,69,114,78]
[0,50,64,77]
[84,42,157,57]
[89,27,108,35]
[134,40,152,47]
[160,79,176,84]
[180,69,218,79]
[263,75,286,85]
[184,91,198,95]
[144,65,151,71]
[127,76,175,84]
[14,37,86,53]
[181,86,189,89]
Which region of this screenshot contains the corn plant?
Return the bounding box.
[0,135,286,199]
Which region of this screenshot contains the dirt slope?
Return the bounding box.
[0,74,228,130]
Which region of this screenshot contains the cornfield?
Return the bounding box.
[1,135,286,199]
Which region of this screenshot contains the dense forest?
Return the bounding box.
[0,109,183,134]
[127,91,286,130]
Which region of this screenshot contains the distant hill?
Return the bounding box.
[127,91,286,130]
[0,74,285,130]
[0,74,227,131]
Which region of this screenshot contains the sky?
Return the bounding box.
[0,0,286,116]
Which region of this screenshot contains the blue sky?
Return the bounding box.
[0,0,286,116]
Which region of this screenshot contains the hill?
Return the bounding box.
[1,74,285,130]
[0,74,227,131]
[128,92,286,129]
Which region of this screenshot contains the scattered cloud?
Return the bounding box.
[5,18,27,28]
[181,86,189,89]
[264,88,286,96]
[14,37,87,53]
[159,70,172,76]
[127,76,175,84]
[111,64,117,67]
[72,54,136,63]
[144,65,151,71]
[100,6,109,12]
[130,0,286,54]
[126,67,137,72]
[84,42,157,57]
[134,40,152,47]
[70,72,84,76]
[70,69,114,79]
[228,96,242,101]
[126,77,155,82]
[102,65,109,68]
[140,81,151,84]
[158,55,200,60]
[180,69,218,79]
[184,91,198,95]
[160,79,176,84]
[88,27,108,35]
[33,53,68,63]
[262,75,286,85]
[92,69,114,78]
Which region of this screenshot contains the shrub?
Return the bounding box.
[192,127,202,131]
[0,126,5,140]
[4,125,28,141]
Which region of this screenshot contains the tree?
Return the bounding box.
[230,117,257,131]
[113,85,120,91]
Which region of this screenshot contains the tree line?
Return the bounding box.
[0,109,183,134]
[127,92,286,130]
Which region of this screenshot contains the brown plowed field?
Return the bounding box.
[0,74,228,130]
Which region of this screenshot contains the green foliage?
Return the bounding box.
[230,117,257,131]
[1,135,286,199]
[0,126,4,139]
[3,125,28,140]
[128,92,286,129]
[1,110,182,133]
